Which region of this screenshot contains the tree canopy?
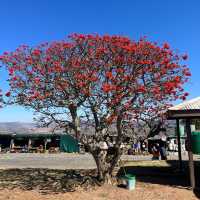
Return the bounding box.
[0,33,190,182]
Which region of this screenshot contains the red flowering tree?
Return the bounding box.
[0,34,190,183]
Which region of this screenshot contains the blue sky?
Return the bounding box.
[0,0,199,122]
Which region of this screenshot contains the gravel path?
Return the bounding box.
[0,153,96,169]
[0,153,199,169]
[0,153,153,169]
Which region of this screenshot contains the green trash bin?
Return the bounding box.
[191,132,200,154]
[123,174,136,190]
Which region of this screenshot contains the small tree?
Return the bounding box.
[0,34,190,183]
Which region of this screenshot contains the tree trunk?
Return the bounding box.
[90,146,121,184]
[69,104,80,139]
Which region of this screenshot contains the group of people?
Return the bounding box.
[127,141,148,155]
[150,141,167,160]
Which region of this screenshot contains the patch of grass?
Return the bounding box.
[121,160,171,167]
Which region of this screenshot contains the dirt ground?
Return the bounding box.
[0,183,198,200]
[0,160,199,200]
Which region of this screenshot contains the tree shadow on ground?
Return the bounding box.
[118,160,200,198]
[0,168,98,194]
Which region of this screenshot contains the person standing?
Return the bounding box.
[134,142,138,153]
[142,142,146,152]
[137,141,141,154]
[160,140,167,160]
[152,143,160,160]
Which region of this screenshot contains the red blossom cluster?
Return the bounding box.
[0,33,190,124]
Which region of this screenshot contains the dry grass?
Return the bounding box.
[0,160,199,200]
[0,183,198,200]
[121,160,171,167]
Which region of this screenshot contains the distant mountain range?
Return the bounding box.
[0,122,53,134]
[0,121,177,137]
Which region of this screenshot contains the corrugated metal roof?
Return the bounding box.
[169,97,200,111]
[0,132,66,137]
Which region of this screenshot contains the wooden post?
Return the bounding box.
[186,119,195,189]
[176,119,183,171]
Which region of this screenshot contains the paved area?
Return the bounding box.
[0,153,199,169]
[0,153,96,169]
